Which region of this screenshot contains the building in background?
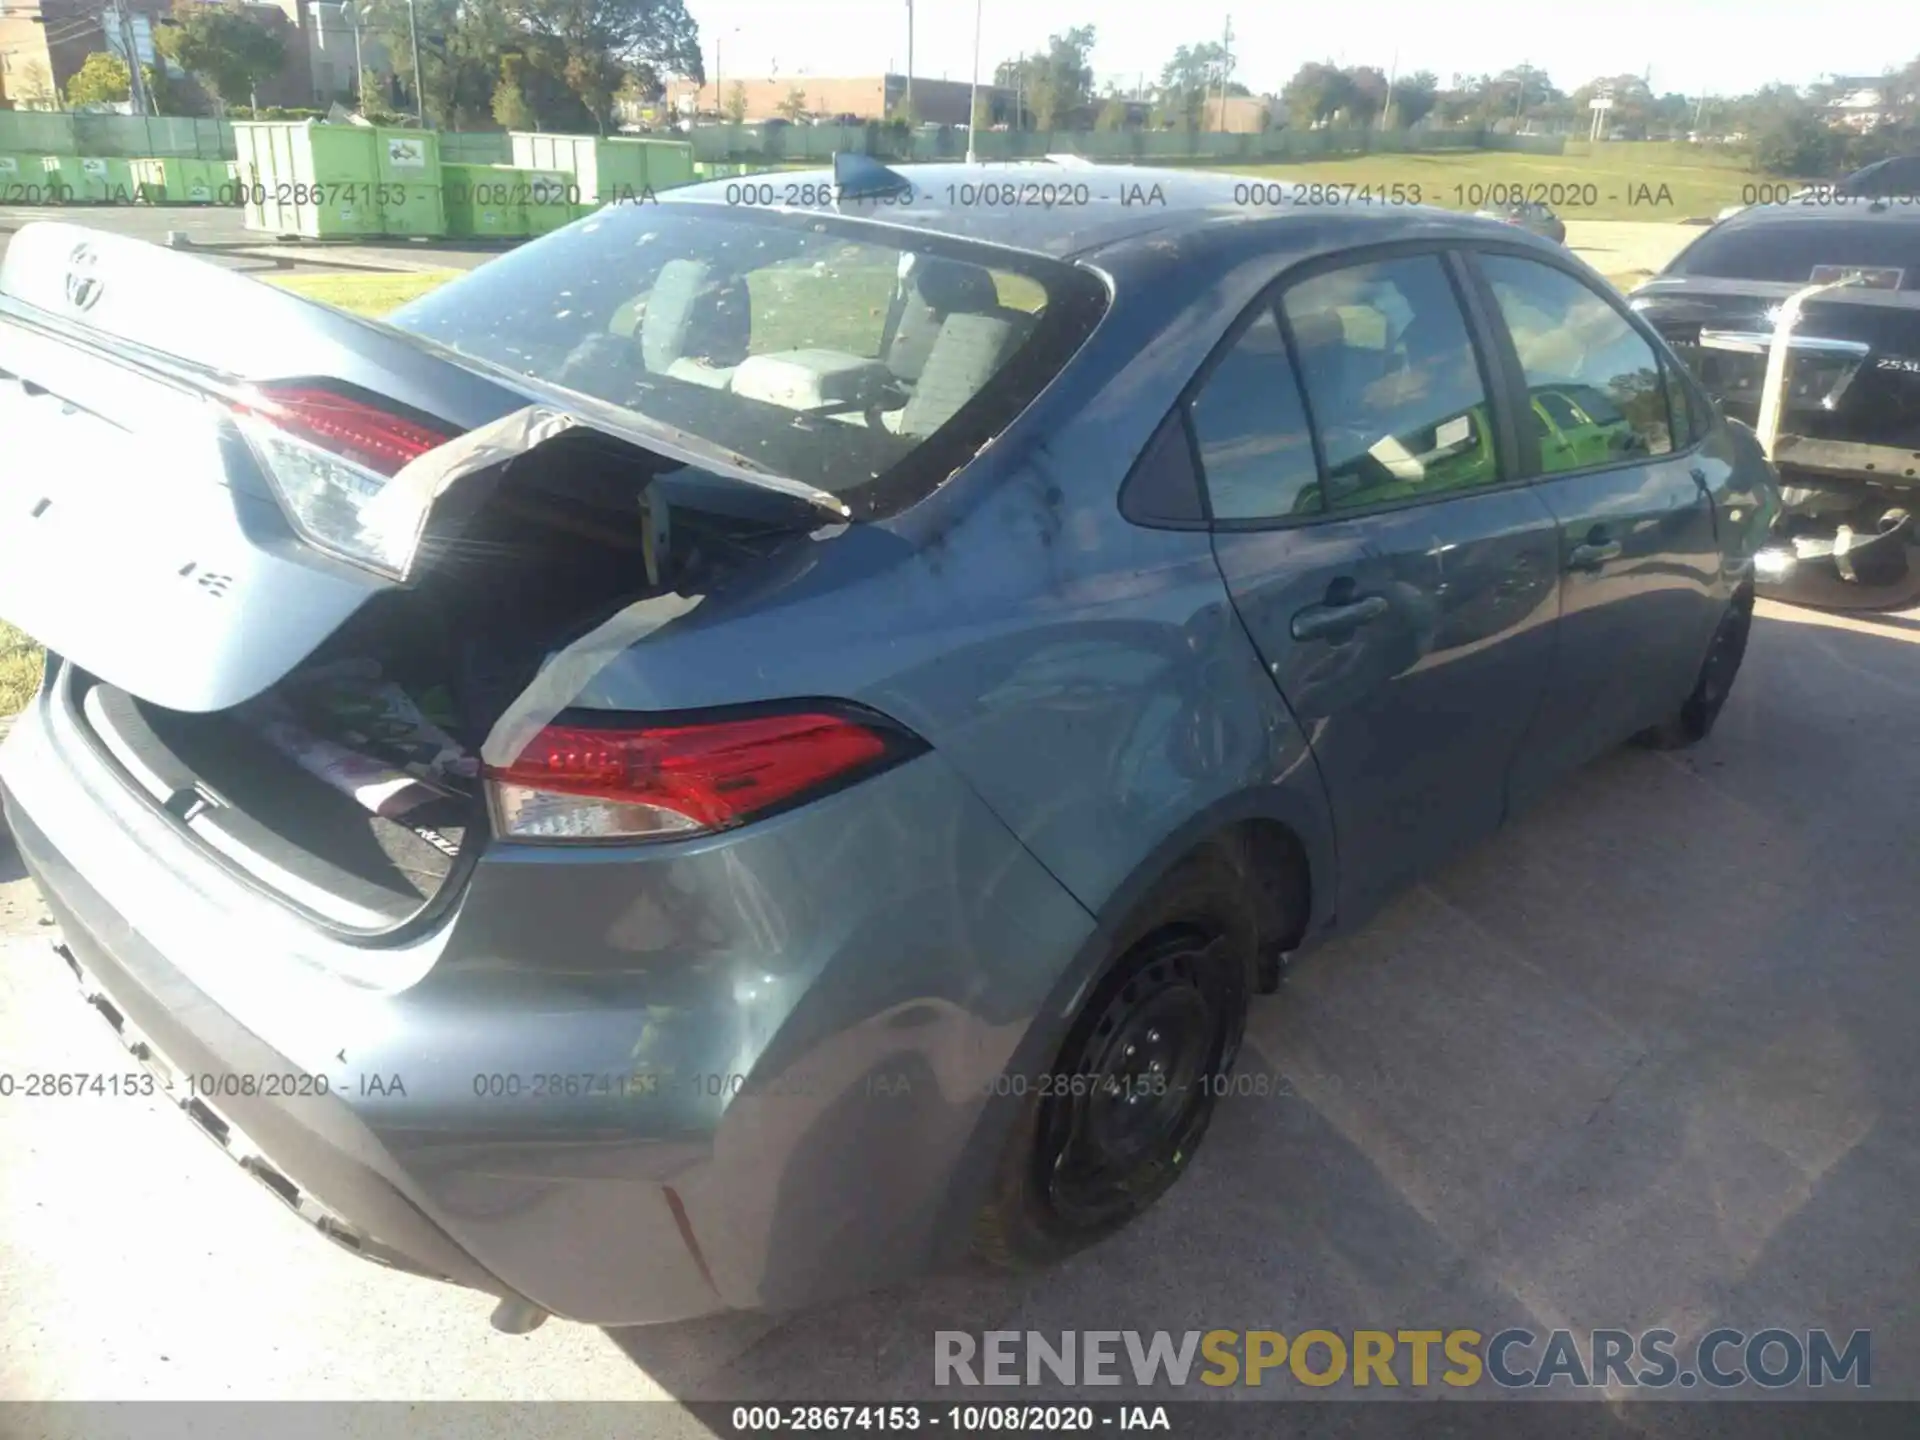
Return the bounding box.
[1818,73,1920,134]
[0,0,314,111]
[665,73,1008,126]
[299,0,389,106]
[1204,94,1279,132]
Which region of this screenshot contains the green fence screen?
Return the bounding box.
[0,112,1570,172]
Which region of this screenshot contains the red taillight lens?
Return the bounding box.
[239,382,449,477]
[485,710,912,842]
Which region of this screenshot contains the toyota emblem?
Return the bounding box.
[65,243,102,311]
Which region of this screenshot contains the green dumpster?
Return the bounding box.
[232,121,446,238]
[233,121,386,237]
[0,153,39,198]
[41,155,138,204]
[131,156,225,204]
[441,163,530,239]
[509,133,693,217]
[381,183,447,237]
[524,170,575,234]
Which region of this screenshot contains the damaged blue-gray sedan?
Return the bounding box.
[0,157,1777,1329]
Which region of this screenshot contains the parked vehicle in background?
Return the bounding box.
[0,162,1776,1332]
[1836,154,1920,199]
[1633,202,1920,607]
[1475,201,1567,244]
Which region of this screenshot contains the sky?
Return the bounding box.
[682,0,1909,101]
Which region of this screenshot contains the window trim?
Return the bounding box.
[1194,240,1535,532]
[1458,243,1711,489]
[1116,405,1211,530]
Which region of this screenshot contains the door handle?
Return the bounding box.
[1567,529,1622,572]
[1291,593,1390,641]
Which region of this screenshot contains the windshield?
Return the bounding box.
[387,202,1108,519]
[1669,218,1920,287]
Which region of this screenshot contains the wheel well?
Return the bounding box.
[1181,819,1312,992]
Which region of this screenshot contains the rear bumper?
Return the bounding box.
[1774,435,1920,490]
[0,683,1096,1325]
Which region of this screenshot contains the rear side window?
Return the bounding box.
[1280,254,1499,512]
[387,203,1106,520]
[1479,254,1675,471]
[1186,307,1322,522]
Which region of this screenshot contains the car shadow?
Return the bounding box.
[605,604,1920,1409]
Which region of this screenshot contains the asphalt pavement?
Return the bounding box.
[4,594,1919,1417]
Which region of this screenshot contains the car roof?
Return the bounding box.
[657,160,1519,259]
[1712,198,1920,233]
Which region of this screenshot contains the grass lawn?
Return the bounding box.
[1219,142,1757,222]
[0,621,40,720]
[264,268,467,317]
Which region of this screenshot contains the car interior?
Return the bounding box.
[630,250,1042,440]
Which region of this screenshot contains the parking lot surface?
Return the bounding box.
[3,594,1916,1412]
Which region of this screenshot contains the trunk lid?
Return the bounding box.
[0,221,843,715]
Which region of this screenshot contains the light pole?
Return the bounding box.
[964,0,981,162]
[904,0,913,120]
[347,1,364,106]
[405,0,424,124]
[713,25,739,121]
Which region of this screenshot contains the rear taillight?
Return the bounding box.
[228,381,452,580]
[484,708,921,843]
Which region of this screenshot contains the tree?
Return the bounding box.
[1096,97,1129,131]
[507,0,701,126]
[493,54,536,128]
[565,49,625,132]
[999,25,1096,131]
[1754,109,1838,177]
[1158,40,1227,128]
[156,2,287,109]
[1281,62,1353,128]
[724,80,747,122]
[1391,70,1439,128]
[13,58,58,109]
[66,52,130,107]
[143,61,203,115]
[971,92,994,131]
[777,84,808,121]
[1343,65,1390,126]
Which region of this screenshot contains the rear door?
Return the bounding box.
[1197,249,1561,918]
[1466,249,1725,802]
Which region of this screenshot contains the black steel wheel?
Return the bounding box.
[973,853,1258,1269]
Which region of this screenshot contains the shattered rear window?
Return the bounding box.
[386,203,1107,520]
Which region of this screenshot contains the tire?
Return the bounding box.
[972,853,1259,1271]
[1635,589,1754,750]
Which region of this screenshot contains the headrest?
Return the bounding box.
[909,256,1002,316]
[641,258,752,373]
